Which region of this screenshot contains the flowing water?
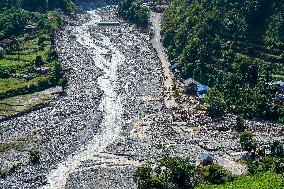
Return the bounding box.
[42,9,125,189]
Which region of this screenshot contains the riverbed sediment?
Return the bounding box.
[0,3,283,189]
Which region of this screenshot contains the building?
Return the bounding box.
[24,25,37,34]
[0,39,12,46]
[97,21,120,27]
[183,78,209,99]
[271,81,284,104]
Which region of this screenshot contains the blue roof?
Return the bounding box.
[197,85,209,92]
[274,81,284,86]
[279,88,284,92]
[171,63,178,69]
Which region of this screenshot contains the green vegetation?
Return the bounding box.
[239,131,256,152]
[134,156,284,189]
[198,172,284,189]
[235,115,245,132]
[162,0,284,120]
[134,134,284,188]
[118,0,149,27]
[29,149,41,164]
[0,0,73,106]
[0,0,75,14]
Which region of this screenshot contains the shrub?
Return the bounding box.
[206,88,226,119]
[205,164,231,185]
[29,149,41,164]
[34,55,43,67]
[235,115,245,132]
[240,131,256,152]
[270,141,284,158]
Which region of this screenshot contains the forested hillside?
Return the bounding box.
[162,0,284,120]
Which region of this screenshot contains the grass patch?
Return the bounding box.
[0,90,52,117]
[0,139,33,154]
[197,172,284,189]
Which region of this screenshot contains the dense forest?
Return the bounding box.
[162,0,284,120]
[118,0,149,27]
[0,0,74,105]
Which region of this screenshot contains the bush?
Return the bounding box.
[29,149,41,164]
[240,131,256,152]
[34,55,43,67]
[206,88,226,119]
[134,163,155,189]
[235,115,245,132]
[134,157,196,189]
[247,157,284,175]
[205,164,231,185]
[270,141,284,158]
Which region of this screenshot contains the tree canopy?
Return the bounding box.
[162,0,284,120]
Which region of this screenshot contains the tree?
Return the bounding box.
[0,47,4,59]
[53,61,62,83]
[206,88,226,119]
[270,141,283,158]
[118,0,149,27]
[240,131,256,152]
[34,55,43,67]
[235,115,245,132]
[59,76,67,93]
[38,35,46,47]
[48,50,59,61]
[21,0,48,12]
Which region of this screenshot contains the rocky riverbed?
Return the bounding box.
[0,2,284,189]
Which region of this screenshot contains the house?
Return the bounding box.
[183,79,198,95]
[0,39,12,46]
[274,93,284,104]
[183,78,209,99]
[24,25,37,34]
[197,85,210,99]
[270,81,284,104]
[34,67,50,75]
[169,59,181,75]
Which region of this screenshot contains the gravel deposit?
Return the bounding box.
[0,3,283,189]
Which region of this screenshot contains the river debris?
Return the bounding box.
[0,4,283,189]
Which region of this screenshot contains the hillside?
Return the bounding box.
[0,0,75,117]
[162,0,284,120]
